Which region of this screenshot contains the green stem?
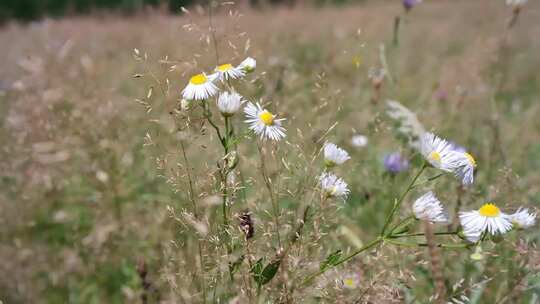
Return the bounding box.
[301,237,383,286]
[393,15,401,47]
[411,173,444,189]
[385,238,468,249]
[390,231,459,238]
[388,215,415,235]
[381,162,427,236]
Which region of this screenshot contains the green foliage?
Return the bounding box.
[0,0,186,22]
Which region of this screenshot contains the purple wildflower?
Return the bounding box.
[403,0,421,11]
[384,152,410,173]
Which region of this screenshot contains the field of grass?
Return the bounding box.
[1,0,540,303]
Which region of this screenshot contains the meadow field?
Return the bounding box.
[1,0,540,303]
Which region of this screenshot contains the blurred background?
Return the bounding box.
[1,0,362,23]
[1,0,539,303]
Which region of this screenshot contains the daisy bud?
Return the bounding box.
[319,173,350,200]
[217,91,243,117]
[412,191,449,223]
[323,142,350,167]
[238,57,256,73]
[351,134,368,148]
[509,208,536,229]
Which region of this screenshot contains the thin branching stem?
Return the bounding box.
[179,140,207,303]
[300,237,383,287]
[390,231,459,238]
[381,161,427,236]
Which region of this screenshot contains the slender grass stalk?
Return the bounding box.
[381,161,427,236]
[258,143,282,248]
[179,140,207,304]
[393,15,401,47]
[391,231,458,238]
[300,237,383,287]
[208,0,219,65]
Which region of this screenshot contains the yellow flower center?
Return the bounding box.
[190,73,207,85]
[429,151,441,162]
[465,153,477,167]
[217,63,233,72]
[259,110,274,126]
[343,278,355,288]
[479,203,500,217]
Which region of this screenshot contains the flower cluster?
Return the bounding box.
[412,131,535,242]
[182,57,256,101]
[180,57,287,141]
[319,142,351,200]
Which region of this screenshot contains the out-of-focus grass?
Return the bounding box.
[1,1,540,303]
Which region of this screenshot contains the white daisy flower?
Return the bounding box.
[244,102,286,141]
[319,173,350,199]
[323,142,350,167]
[182,73,219,101]
[446,151,477,186]
[419,132,455,171]
[459,203,512,242]
[214,63,245,81]
[463,228,483,243]
[351,134,368,147]
[238,57,256,73]
[341,273,360,289]
[412,191,449,223]
[217,91,243,116]
[509,208,536,229]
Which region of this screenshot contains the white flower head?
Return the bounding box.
[182,73,219,101]
[446,151,477,186]
[459,203,512,242]
[217,91,244,116]
[214,63,245,81]
[509,208,536,229]
[351,134,368,147]
[341,273,360,289]
[420,132,456,171]
[244,102,286,141]
[319,173,350,199]
[238,57,256,73]
[463,228,483,243]
[323,142,350,167]
[413,191,449,223]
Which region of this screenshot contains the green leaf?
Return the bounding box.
[320,250,342,271]
[251,258,264,285]
[259,259,281,285]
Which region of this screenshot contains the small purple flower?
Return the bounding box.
[434,88,448,102]
[403,0,421,11]
[384,152,410,174]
